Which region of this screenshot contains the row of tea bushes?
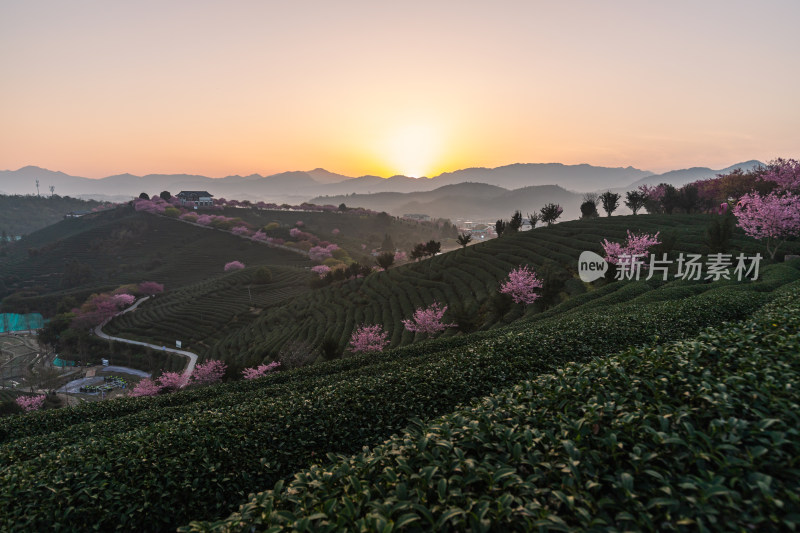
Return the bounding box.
[0,279,791,531]
[185,284,800,532]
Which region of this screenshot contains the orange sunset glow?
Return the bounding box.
[1,1,799,178]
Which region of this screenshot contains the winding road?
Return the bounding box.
[94,296,198,377]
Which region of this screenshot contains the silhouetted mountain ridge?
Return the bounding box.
[0,161,763,204]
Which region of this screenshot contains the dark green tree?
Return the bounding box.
[507,210,523,233]
[410,243,427,261]
[138,192,150,200]
[159,191,172,201]
[424,240,441,257]
[599,191,621,217]
[375,252,395,270]
[456,233,472,250]
[539,203,563,226]
[495,219,506,237]
[580,201,599,219]
[624,190,647,215]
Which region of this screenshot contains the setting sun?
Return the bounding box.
[382,124,442,178]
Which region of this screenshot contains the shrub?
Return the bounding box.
[14,395,45,412]
[242,361,280,380]
[349,324,390,353]
[224,261,245,272]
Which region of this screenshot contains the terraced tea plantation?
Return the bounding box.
[104,266,311,356]
[0,256,797,531]
[0,207,311,314]
[110,213,800,364]
[186,283,800,532]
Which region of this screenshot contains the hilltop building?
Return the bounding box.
[176,191,214,208]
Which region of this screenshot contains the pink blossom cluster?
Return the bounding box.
[394,251,408,262]
[402,302,455,334]
[761,158,800,192]
[71,292,137,328]
[15,395,46,412]
[242,361,281,380]
[251,230,269,242]
[129,359,228,397]
[638,184,666,202]
[734,191,800,259]
[296,220,304,227]
[499,266,543,305]
[311,265,331,278]
[349,324,390,353]
[133,197,169,214]
[224,261,245,272]
[231,225,252,236]
[289,228,317,242]
[602,230,661,267]
[332,228,340,235]
[138,281,164,295]
[308,244,340,262]
[190,360,227,386]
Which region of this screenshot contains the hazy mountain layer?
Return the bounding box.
[0,161,760,207]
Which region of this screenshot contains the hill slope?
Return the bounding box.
[0,256,796,530]
[0,207,310,314]
[0,194,108,237]
[105,214,800,367]
[187,282,800,532]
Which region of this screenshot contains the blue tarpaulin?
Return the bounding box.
[0,313,45,333]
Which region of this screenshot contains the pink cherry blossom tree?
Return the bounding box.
[734,191,800,259]
[761,158,800,192]
[138,281,164,296]
[224,261,245,272]
[231,226,252,237]
[242,361,281,380]
[189,360,227,386]
[602,230,661,265]
[349,324,390,353]
[311,265,331,278]
[401,302,455,334]
[499,266,544,305]
[157,372,187,392]
[15,394,46,411]
[251,230,268,243]
[129,378,161,397]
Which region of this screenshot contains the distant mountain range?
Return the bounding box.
[312,183,584,222]
[0,161,763,210]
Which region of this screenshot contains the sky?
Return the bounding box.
[1,1,798,179]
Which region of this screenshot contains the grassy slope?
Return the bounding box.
[0,207,311,314]
[103,266,312,357]
[188,283,800,532]
[109,213,800,364]
[0,260,796,531]
[0,194,105,237]
[213,206,455,260]
[0,205,454,317]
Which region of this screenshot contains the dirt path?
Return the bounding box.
[94,297,199,377]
